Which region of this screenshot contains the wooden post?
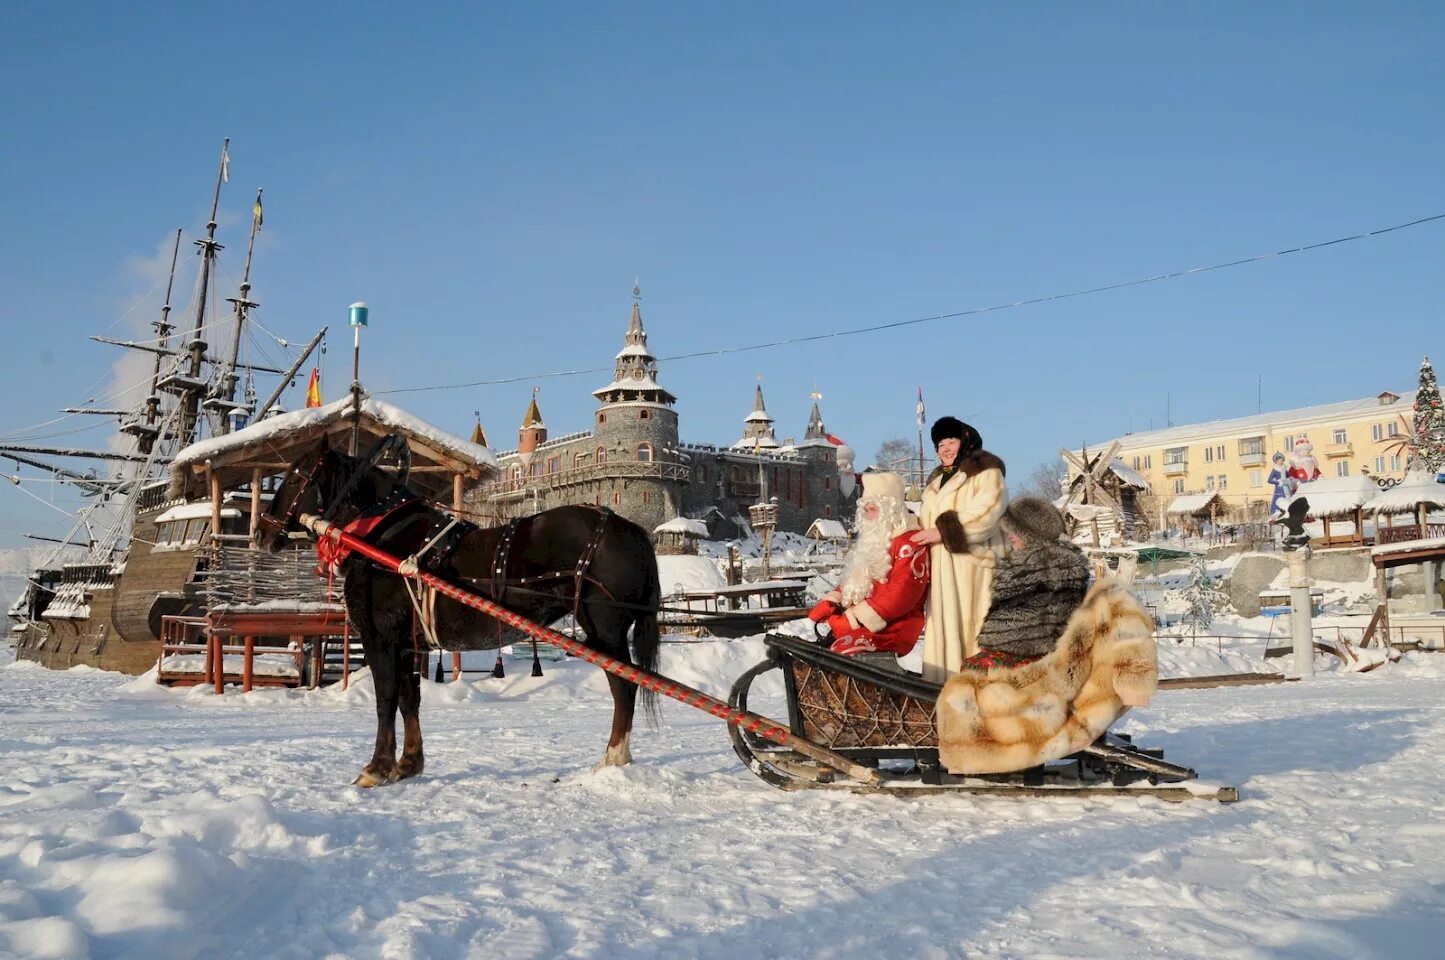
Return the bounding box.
[1375,564,1391,649]
[453,472,464,512]
[1355,506,1364,546]
[213,632,224,695]
[208,461,223,547]
[242,637,254,693]
[452,651,462,682]
[249,467,263,540]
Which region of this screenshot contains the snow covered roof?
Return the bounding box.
[1086,389,1417,450]
[1167,492,1224,516]
[168,396,497,501]
[743,411,774,423]
[654,517,709,537]
[1369,472,1445,514]
[732,436,780,450]
[1107,459,1151,490]
[1288,475,1377,519]
[614,343,653,359]
[806,518,848,540]
[592,375,674,399]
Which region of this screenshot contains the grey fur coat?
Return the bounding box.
[974,540,1091,659]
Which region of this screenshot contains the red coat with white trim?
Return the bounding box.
[826,532,931,656]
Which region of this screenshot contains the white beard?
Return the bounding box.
[839,513,895,606]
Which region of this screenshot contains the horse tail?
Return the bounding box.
[633,548,663,726]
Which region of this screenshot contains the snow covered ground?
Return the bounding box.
[2,638,1444,960]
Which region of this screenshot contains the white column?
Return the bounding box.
[1287,547,1315,678]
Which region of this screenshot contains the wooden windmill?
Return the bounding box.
[1060,441,1123,546]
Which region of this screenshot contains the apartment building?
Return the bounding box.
[1075,389,1418,519]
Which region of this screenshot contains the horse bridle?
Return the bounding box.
[256,434,413,542]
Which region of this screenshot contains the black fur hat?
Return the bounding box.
[1001,497,1066,543]
[930,416,982,454]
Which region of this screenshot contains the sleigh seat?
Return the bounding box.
[936,579,1158,774]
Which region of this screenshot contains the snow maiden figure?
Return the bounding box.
[1267,451,1291,517]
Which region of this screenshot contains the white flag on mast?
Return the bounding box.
[221,145,230,183]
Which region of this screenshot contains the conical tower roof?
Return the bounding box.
[470,418,488,447]
[593,283,676,407]
[521,396,545,428]
[733,381,779,449]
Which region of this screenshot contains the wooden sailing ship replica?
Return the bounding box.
[5,141,327,674]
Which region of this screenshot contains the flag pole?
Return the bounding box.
[348,302,369,456]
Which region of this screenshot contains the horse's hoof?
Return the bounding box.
[396,756,425,780]
[593,734,633,771]
[353,770,385,788]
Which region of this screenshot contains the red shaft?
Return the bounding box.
[301,514,881,786]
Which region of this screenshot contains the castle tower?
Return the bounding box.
[733,382,779,450]
[803,396,827,442]
[592,284,680,454]
[517,391,546,468]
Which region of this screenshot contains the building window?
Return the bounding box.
[824,475,831,489]
[511,465,522,481]
[1206,476,1215,491]
[1216,444,1225,461]
[596,446,606,464]
[597,412,606,424]
[1282,435,1294,451]
[1375,456,1385,474]
[636,443,653,462]
[642,491,651,505]
[640,409,651,420]
[1173,479,1185,494]
[530,460,543,477]
[612,492,622,506]
[1143,455,1151,470]
[1372,423,1383,442]
[1164,447,1187,466]
[1239,437,1265,457]
[1250,470,1262,487]
[1218,474,1228,490]
[547,456,560,475]
[1204,447,1214,463]
[1132,456,1140,469]
[1391,454,1402,471]
[1336,461,1350,477]
[1388,422,1399,437]
[824,505,832,517]
[1332,428,1347,445]
[574,452,586,468]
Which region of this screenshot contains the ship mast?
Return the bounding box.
[166,137,228,447]
[209,187,263,434]
[118,228,183,453]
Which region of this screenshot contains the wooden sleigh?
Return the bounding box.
[728,582,1239,803]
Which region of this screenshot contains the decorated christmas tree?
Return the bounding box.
[1409,356,1445,476]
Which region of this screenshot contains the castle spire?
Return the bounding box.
[804,391,826,441]
[733,377,779,450]
[593,283,676,408]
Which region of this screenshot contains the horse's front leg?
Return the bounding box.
[394,650,425,781]
[354,637,401,787]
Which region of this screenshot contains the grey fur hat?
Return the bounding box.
[1001,496,1066,543]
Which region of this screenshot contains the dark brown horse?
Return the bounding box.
[254,437,661,786]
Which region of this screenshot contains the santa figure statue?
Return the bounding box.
[807,471,929,656]
[1288,436,1322,484]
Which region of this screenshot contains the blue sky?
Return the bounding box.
[1,3,1442,546]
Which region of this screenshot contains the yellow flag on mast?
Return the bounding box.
[305,368,322,408]
[252,191,263,231]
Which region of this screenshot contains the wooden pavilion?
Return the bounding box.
[160,396,497,690]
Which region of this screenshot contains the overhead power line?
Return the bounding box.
[396,210,1441,396]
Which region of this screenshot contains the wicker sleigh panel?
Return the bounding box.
[792,660,939,749]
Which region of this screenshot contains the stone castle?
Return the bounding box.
[472,287,856,538]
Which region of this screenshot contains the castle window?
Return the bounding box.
[531,460,543,477]
[824,506,832,517]
[612,492,622,506]
[596,446,606,464]
[824,475,832,489]
[636,443,653,462]
[640,409,651,420]
[598,412,606,424]
[642,491,651,504]
[547,456,560,475]
[511,465,522,481]
[574,452,586,468]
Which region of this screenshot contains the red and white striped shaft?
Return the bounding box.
[300,514,882,786]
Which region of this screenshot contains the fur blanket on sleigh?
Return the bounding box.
[936,579,1158,775]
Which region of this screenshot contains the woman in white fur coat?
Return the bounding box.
[913,417,1008,682]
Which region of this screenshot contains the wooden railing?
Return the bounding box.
[1376,523,1445,545]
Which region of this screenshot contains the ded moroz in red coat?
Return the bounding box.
[828,532,931,656]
